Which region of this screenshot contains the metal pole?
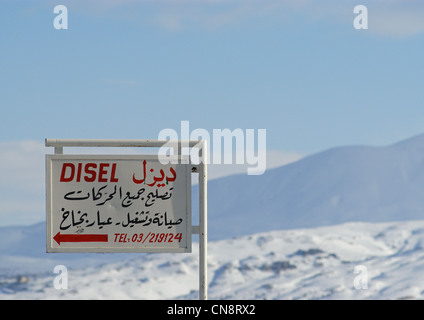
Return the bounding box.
[45,138,200,148]
[199,140,208,300]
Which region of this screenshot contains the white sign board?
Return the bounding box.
[46,155,191,253]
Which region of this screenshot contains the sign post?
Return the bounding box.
[45,139,207,299]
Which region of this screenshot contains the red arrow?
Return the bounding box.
[53,232,108,245]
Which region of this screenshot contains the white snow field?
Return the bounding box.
[1,220,424,300]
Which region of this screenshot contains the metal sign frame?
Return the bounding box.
[45,139,208,300]
[46,154,192,253]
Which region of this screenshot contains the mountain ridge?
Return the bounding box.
[194,133,424,239]
[2,134,424,299]
[3,133,424,260]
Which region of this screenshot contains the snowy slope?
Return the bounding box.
[2,134,424,299]
[196,133,424,240]
[1,220,424,300]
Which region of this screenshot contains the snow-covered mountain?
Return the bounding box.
[197,133,424,240]
[2,220,424,300]
[2,134,424,299]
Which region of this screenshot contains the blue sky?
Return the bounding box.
[2,0,424,153]
[1,0,424,225]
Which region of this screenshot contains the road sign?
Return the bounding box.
[46,154,191,253]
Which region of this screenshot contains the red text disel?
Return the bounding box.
[60,163,119,182]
